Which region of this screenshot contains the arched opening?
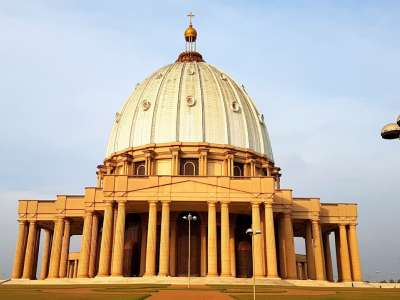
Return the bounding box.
[233,162,244,176]
[235,214,252,277]
[135,162,146,176]
[123,214,143,276]
[175,212,201,276]
[180,159,199,175]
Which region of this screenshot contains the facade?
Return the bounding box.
[11,20,362,283]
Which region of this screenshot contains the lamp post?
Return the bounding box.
[246,228,262,300]
[183,212,197,288]
[381,115,400,140]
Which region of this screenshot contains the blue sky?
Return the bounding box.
[0,1,399,281]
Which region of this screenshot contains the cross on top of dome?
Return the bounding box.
[178,12,204,62]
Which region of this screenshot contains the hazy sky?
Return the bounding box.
[0,1,399,281]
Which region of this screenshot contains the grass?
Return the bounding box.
[0,284,169,300]
[2,283,400,300]
[210,284,400,300]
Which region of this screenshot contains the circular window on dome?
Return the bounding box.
[187,68,195,75]
[142,99,151,111]
[231,100,240,112]
[115,112,121,123]
[186,95,196,107]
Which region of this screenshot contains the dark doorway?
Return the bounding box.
[176,212,201,276]
[235,214,252,277]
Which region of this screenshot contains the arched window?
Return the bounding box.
[180,158,199,175]
[135,162,146,176]
[183,161,196,175]
[233,166,242,176]
[233,162,244,177]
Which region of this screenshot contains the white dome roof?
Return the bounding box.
[106,61,273,161]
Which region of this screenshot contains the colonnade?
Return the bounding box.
[11,201,362,282]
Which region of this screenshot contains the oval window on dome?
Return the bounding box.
[115,112,121,123]
[187,68,195,75]
[142,99,151,111]
[186,95,196,107]
[220,73,227,81]
[231,100,240,112]
[258,114,264,124]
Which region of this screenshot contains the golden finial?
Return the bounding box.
[176,12,204,62]
[184,12,197,43]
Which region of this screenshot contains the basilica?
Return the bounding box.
[11,18,362,283]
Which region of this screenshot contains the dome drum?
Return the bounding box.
[98,142,276,188]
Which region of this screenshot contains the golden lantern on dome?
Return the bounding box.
[381,115,400,140]
[176,12,204,62]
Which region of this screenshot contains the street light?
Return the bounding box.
[182,212,197,288]
[381,115,400,140]
[246,228,262,300]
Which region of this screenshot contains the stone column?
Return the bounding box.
[22,221,37,279]
[305,220,316,280]
[74,260,78,278]
[11,220,28,279]
[229,218,236,277]
[264,200,278,278]
[278,216,287,278]
[59,219,71,278]
[32,228,41,279]
[348,224,362,281]
[139,214,148,276]
[88,213,99,277]
[220,202,231,276]
[48,217,65,278]
[335,229,342,282]
[170,214,177,277]
[339,224,352,282]
[145,201,158,276]
[39,229,52,280]
[283,212,297,279]
[302,262,308,280]
[251,202,264,277]
[207,202,218,276]
[297,262,302,279]
[158,201,170,276]
[111,201,126,276]
[312,220,325,280]
[98,202,114,276]
[323,232,334,282]
[78,211,93,277]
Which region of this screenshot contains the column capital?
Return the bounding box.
[116,200,127,205]
[207,201,217,206]
[148,200,158,205]
[84,210,94,216]
[17,219,27,224]
[251,201,261,207]
[220,200,230,205]
[55,216,65,222]
[263,197,274,206]
[311,218,320,224]
[104,200,115,206]
[160,200,171,205]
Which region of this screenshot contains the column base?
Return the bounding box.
[207,274,218,277]
[266,276,281,280]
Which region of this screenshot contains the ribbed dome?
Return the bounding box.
[106,61,274,161]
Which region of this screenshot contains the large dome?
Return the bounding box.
[106,61,273,161]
